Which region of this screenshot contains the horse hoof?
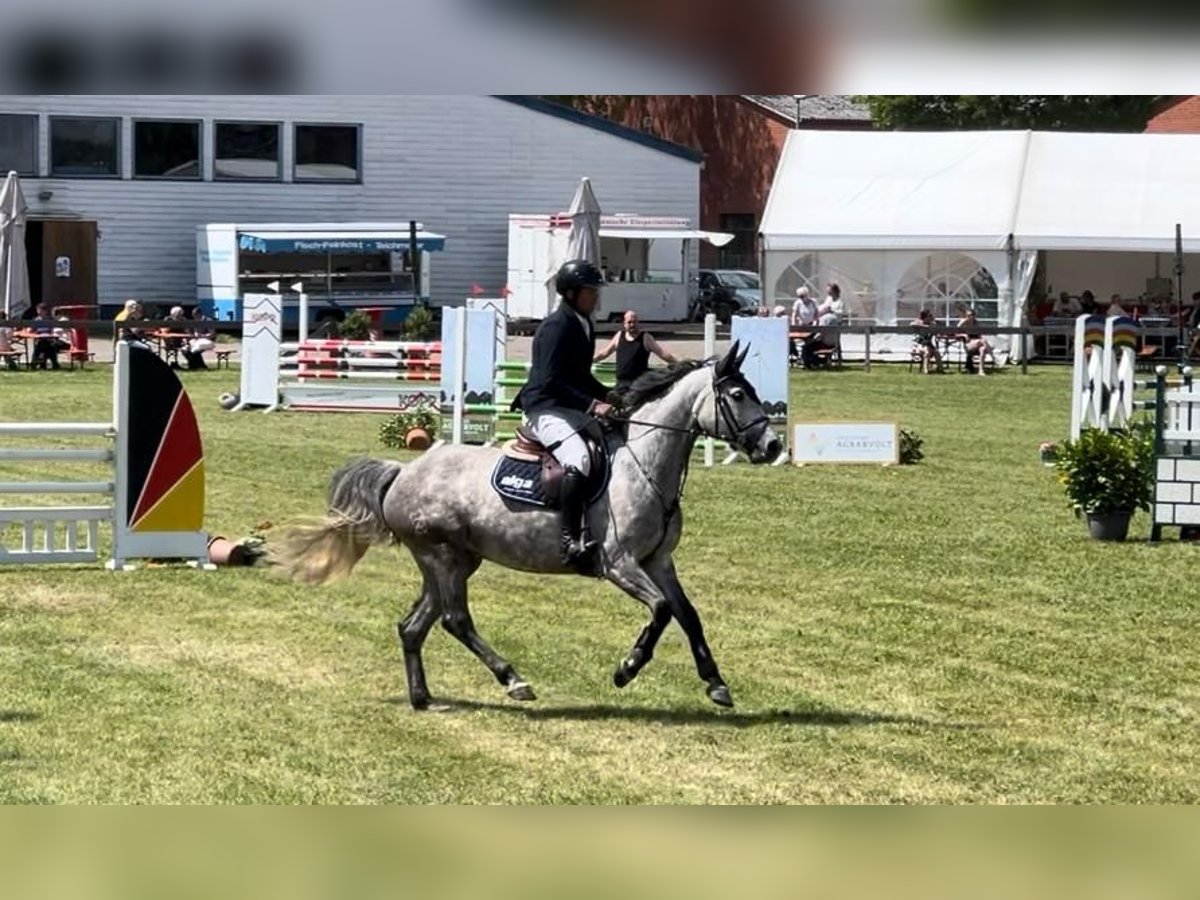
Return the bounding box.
[707,685,734,708]
[410,694,431,711]
[506,681,537,702]
[613,666,632,689]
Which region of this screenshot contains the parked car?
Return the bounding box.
[692,269,762,323]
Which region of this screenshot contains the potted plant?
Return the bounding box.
[380,406,441,451]
[1054,424,1154,541]
[337,310,374,341]
[400,304,436,341]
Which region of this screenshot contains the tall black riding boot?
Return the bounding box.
[559,466,599,576]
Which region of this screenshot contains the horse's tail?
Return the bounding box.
[269,457,403,585]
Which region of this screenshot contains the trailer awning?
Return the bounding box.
[598,228,734,247]
[238,230,447,254]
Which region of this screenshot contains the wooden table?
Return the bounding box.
[152,330,193,366]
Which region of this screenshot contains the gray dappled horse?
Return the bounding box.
[271,342,782,709]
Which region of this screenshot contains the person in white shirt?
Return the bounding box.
[1050,291,1081,317]
[801,283,845,368]
[817,283,845,326]
[1107,293,1129,318]
[791,287,819,328]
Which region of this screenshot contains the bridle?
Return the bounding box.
[613,368,770,454]
[711,373,771,453]
[605,364,772,560]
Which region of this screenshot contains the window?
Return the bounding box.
[214,122,280,180]
[896,253,999,325]
[0,114,38,176]
[49,116,119,176]
[718,213,756,269]
[134,120,200,179]
[294,124,360,182]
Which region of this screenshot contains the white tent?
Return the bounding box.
[761,130,1200,358]
[1014,132,1200,253]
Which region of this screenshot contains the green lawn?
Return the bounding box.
[1,363,1197,803]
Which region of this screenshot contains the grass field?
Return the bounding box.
[1,362,1198,803]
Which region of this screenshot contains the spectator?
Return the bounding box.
[817,282,845,325]
[1107,293,1130,318]
[162,305,188,366]
[910,308,942,375]
[1079,290,1098,315]
[30,303,61,370]
[1050,291,1080,317]
[791,286,819,328]
[0,311,18,370]
[115,299,149,347]
[801,283,845,369]
[184,306,216,370]
[594,309,677,390]
[956,306,994,376]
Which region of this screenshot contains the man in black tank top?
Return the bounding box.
[594,310,678,389]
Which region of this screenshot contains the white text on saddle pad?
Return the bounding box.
[499,474,535,490]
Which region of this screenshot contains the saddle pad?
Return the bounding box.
[489,452,613,508]
[491,456,550,507]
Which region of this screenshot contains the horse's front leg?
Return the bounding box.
[645,558,732,708]
[605,558,730,706]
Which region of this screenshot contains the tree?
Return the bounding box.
[857,96,1160,132]
[540,96,635,121]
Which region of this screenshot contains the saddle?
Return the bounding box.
[491,426,610,509]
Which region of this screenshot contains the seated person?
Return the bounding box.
[1050,291,1080,318]
[910,308,942,374]
[0,311,19,370]
[801,283,845,369]
[956,306,994,375]
[185,306,216,370]
[1079,290,1098,315]
[1107,293,1130,318]
[115,299,149,347]
[163,305,188,364]
[30,303,62,370]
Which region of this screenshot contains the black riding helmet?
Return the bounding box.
[555,259,604,303]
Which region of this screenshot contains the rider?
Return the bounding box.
[512,259,615,574]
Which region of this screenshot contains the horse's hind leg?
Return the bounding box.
[420,548,536,702]
[397,585,439,710]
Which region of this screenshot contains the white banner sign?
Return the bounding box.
[238,293,282,409]
[792,422,898,465]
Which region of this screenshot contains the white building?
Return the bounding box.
[0,95,701,316]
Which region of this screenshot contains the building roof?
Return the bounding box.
[743,95,872,125]
[494,96,704,164]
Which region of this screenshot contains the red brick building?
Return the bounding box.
[568,95,872,269]
[1145,96,1200,133]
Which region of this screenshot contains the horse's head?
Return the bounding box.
[704,341,783,464]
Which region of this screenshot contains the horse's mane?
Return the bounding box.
[619,358,712,411]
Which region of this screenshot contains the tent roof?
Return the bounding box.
[1015,132,1200,253]
[761,129,1028,252]
[762,130,1200,255]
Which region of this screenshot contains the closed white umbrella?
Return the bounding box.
[564,176,602,266]
[0,171,32,319]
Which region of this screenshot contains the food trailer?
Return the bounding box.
[197,222,446,327]
[505,214,732,323]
